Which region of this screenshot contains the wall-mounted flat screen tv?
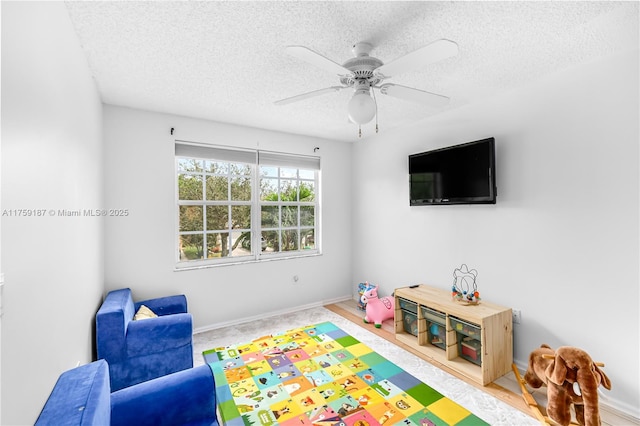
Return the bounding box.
[409,137,496,205]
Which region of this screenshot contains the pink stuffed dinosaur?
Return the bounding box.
[361,285,395,328]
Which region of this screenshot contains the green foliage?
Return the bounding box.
[299,182,315,202]
[181,244,202,260]
[179,234,203,260]
[178,174,203,200]
[179,206,203,232]
[206,176,228,201]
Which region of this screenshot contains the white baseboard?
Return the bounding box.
[599,399,640,425]
[193,294,352,334]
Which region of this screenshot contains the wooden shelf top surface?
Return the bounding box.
[395,284,511,322]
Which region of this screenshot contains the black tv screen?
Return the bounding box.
[409,137,496,205]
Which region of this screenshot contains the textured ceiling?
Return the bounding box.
[64,1,639,142]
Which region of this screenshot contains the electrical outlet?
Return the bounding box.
[512,309,521,324]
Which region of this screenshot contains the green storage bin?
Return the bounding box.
[458,335,482,365]
[450,316,480,338]
[398,298,417,314]
[402,310,418,336]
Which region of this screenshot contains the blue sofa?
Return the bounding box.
[36,359,218,426]
[96,288,194,391]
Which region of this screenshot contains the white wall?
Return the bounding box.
[102,106,353,329]
[0,2,104,424]
[351,49,639,417]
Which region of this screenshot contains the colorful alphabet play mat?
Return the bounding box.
[203,321,488,426]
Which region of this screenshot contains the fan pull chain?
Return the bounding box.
[372,88,379,134]
[358,126,362,138]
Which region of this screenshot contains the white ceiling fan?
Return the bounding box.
[274,39,459,135]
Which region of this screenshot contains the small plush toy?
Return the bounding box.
[357,281,375,311]
[360,285,394,328]
[524,344,611,426]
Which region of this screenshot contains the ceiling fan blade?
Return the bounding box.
[378,83,450,108]
[375,39,458,79]
[274,86,346,106]
[285,46,353,77]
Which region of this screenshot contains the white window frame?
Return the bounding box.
[175,141,321,269]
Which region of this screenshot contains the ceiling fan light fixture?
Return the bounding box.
[277,39,459,133]
[348,90,376,125]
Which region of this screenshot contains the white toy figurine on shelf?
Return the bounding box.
[361,285,395,328]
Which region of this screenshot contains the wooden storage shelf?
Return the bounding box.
[395,284,513,386]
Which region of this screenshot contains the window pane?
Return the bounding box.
[260,166,278,178]
[260,178,278,201]
[280,167,297,178]
[177,158,203,173]
[262,230,278,252]
[282,206,298,227]
[301,229,315,250]
[301,206,314,226]
[179,206,203,231]
[299,169,314,180]
[206,176,228,200]
[261,206,278,227]
[179,234,203,260]
[281,230,299,252]
[207,232,229,257]
[299,181,315,202]
[178,174,203,200]
[231,205,251,229]
[234,231,254,254]
[235,232,252,255]
[280,180,297,201]
[230,163,252,176]
[207,206,229,230]
[205,161,228,174]
[230,176,251,201]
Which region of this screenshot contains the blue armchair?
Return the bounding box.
[36,359,218,426]
[96,288,193,391]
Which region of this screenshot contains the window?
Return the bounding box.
[175,142,320,268]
